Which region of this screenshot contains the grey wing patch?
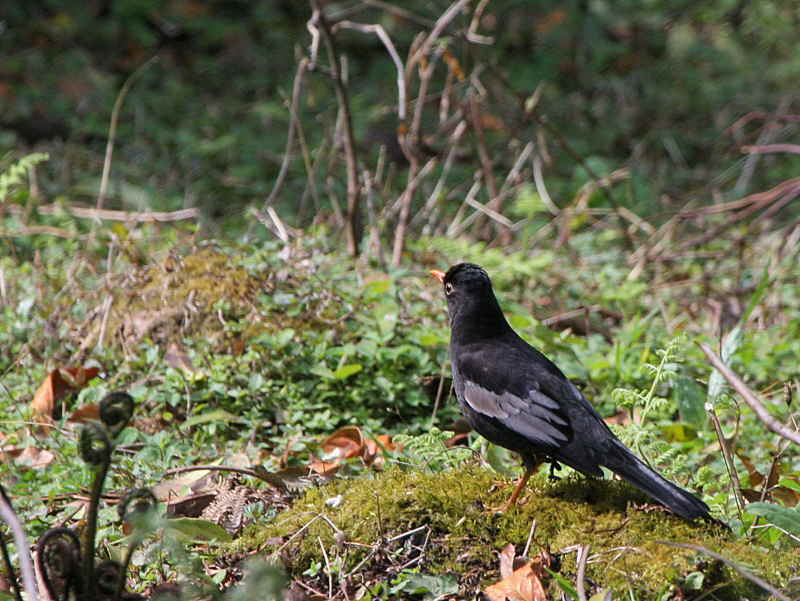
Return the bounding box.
[463,380,570,447]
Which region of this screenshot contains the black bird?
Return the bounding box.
[431,263,710,520]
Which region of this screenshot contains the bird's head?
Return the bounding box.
[430,263,509,337]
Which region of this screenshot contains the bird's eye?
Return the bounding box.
[445,282,454,295]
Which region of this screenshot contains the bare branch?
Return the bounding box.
[265,58,310,209]
[742,143,800,155]
[311,0,362,257]
[699,342,800,446]
[97,55,158,211]
[335,21,406,120]
[0,485,38,601]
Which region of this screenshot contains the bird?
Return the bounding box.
[431,262,711,520]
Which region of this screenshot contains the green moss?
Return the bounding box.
[237,466,797,600]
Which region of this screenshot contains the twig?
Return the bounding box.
[705,402,745,519]
[97,55,158,210]
[334,21,406,120]
[362,1,435,28]
[32,203,199,222]
[655,541,793,601]
[318,536,333,599]
[576,544,590,601]
[310,1,362,257]
[742,143,800,155]
[522,518,537,558]
[699,342,800,446]
[1,486,38,601]
[391,52,438,266]
[466,0,494,44]
[265,58,310,209]
[407,0,470,71]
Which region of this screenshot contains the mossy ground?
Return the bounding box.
[237,465,797,600]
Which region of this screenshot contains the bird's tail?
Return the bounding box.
[603,441,710,520]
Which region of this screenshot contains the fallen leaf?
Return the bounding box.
[16,446,56,469]
[165,343,199,374]
[31,366,100,418]
[309,458,341,477]
[499,543,516,579]
[485,552,552,601]
[321,426,364,460]
[67,403,101,424]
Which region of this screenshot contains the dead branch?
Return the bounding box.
[742,143,800,155]
[309,1,362,257]
[0,485,38,601]
[266,58,311,209]
[699,342,800,446]
[334,21,406,121]
[97,55,158,211]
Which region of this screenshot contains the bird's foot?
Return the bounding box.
[548,461,562,482]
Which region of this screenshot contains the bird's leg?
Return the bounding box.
[548,460,562,482]
[486,468,535,514]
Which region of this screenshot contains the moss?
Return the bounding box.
[237,466,797,600]
[72,247,344,352]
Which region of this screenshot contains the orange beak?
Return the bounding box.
[430,269,445,283]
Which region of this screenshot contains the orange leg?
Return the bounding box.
[487,468,535,514]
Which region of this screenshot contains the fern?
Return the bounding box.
[0,152,49,201]
[393,427,472,472]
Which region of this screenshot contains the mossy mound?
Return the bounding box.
[239,466,796,599]
[69,246,347,355]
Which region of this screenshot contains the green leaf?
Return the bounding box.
[184,409,240,427]
[746,502,800,535]
[672,375,706,427]
[166,518,233,542]
[390,571,458,599]
[684,571,705,590]
[333,364,363,379]
[546,567,579,600]
[365,279,391,295]
[508,313,534,329]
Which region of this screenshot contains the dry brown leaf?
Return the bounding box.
[321,426,365,460]
[499,543,516,579]
[309,458,341,477]
[16,446,56,469]
[31,366,100,417]
[485,553,552,601]
[311,427,399,475]
[67,403,101,424]
[165,343,199,374]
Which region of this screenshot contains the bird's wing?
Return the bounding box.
[456,349,572,449]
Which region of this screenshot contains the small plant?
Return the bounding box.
[0,392,157,601]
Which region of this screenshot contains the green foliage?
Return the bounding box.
[0,152,49,202]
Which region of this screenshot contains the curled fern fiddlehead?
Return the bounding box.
[36,527,82,601]
[79,423,113,467]
[117,488,157,525]
[100,392,134,435]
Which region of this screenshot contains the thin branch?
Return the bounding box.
[35,204,199,222]
[334,21,406,121]
[576,544,590,601]
[0,485,38,601]
[466,0,494,44]
[265,57,310,208]
[699,342,800,446]
[656,541,793,601]
[311,1,362,256]
[97,55,158,210]
[742,143,800,155]
[407,0,470,70]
